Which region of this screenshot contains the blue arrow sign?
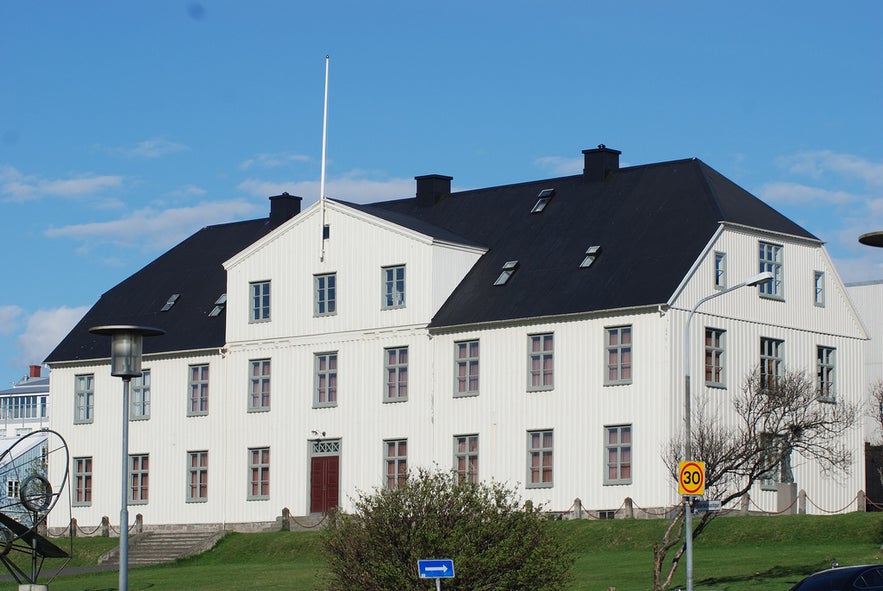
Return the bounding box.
[418,559,455,579]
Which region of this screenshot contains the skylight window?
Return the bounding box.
[160,293,180,312]
[580,245,602,268]
[494,260,520,286]
[531,188,556,214]
[208,293,227,317]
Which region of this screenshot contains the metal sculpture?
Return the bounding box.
[0,429,71,585]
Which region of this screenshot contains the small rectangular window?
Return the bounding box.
[605,326,633,385]
[704,329,726,388]
[315,352,338,407]
[760,337,784,389]
[454,340,479,397]
[74,457,92,506]
[493,260,519,286]
[208,293,227,317]
[250,281,271,322]
[248,447,270,500]
[160,293,180,312]
[189,364,209,416]
[130,369,150,420]
[384,347,409,402]
[382,265,406,309]
[817,346,836,402]
[249,359,271,411]
[714,252,727,289]
[454,434,479,484]
[187,451,208,502]
[605,425,632,485]
[759,242,784,299]
[814,271,825,307]
[384,439,407,490]
[580,245,602,268]
[74,374,94,424]
[129,454,149,504]
[531,188,555,213]
[527,430,553,488]
[527,333,554,391]
[315,273,337,316]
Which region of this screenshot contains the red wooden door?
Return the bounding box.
[310,455,340,514]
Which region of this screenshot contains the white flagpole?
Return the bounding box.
[320,54,329,262]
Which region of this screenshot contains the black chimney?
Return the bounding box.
[269,192,303,226]
[415,174,453,207]
[582,145,621,181]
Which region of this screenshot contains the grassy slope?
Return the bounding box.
[38,513,883,591]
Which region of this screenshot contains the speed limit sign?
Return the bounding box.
[678,461,705,496]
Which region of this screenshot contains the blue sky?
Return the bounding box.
[1,1,882,388]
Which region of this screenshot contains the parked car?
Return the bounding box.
[790,565,883,590]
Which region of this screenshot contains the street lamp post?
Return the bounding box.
[683,271,772,591]
[89,325,164,591]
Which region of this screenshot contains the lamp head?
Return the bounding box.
[89,325,164,378]
[743,271,774,287]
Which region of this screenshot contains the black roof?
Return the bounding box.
[45,154,818,362]
[45,218,278,363]
[364,158,817,328]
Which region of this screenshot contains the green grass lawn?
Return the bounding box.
[31,512,883,591]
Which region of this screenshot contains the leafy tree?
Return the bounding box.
[652,368,858,591]
[322,468,574,591]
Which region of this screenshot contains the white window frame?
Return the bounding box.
[605,326,633,385]
[248,447,270,500]
[704,328,726,388]
[454,434,479,484]
[248,359,271,412]
[382,265,406,309]
[187,450,208,502]
[384,439,407,490]
[454,340,480,397]
[249,280,271,322]
[527,333,554,391]
[605,425,632,485]
[527,429,553,488]
[130,369,150,420]
[759,242,784,300]
[384,347,408,402]
[817,345,836,402]
[74,374,94,424]
[760,337,784,389]
[315,273,337,316]
[714,251,727,289]
[73,456,92,507]
[314,352,338,408]
[814,271,825,307]
[188,364,209,416]
[129,453,149,504]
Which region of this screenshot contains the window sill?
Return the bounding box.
[603,480,633,486]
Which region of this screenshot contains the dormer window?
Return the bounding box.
[494,260,520,285]
[580,246,602,268]
[531,189,555,213]
[160,293,180,312]
[208,293,227,317]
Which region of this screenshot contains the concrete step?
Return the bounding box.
[99,530,225,567]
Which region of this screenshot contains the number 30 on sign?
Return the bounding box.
[678,461,705,496]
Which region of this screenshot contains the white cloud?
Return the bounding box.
[169,184,207,199]
[777,151,883,187]
[44,199,263,252]
[121,138,189,159]
[534,156,583,176]
[0,306,23,335]
[237,171,413,204]
[0,165,124,203]
[239,152,312,170]
[17,306,89,366]
[758,182,858,207]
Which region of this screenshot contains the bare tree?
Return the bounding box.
[652,368,858,591]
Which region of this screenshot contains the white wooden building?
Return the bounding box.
[45,146,867,531]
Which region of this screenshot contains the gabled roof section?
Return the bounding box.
[45,217,279,363]
[366,157,817,329]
